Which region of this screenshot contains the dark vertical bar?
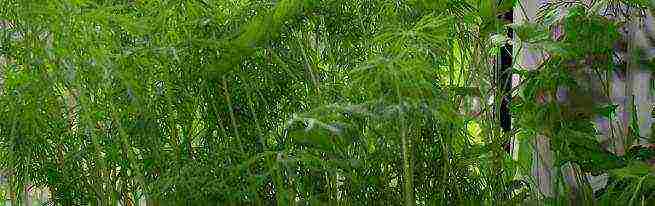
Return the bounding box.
[500,11,513,133]
[499,10,513,154]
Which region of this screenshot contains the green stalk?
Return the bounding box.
[396,78,414,206]
[222,76,244,154]
[401,118,414,206]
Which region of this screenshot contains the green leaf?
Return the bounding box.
[594,104,619,119]
[611,162,654,179]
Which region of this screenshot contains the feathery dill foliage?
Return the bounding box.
[1,0,654,205]
[0,0,502,204]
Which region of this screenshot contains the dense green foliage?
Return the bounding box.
[0,0,653,205]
